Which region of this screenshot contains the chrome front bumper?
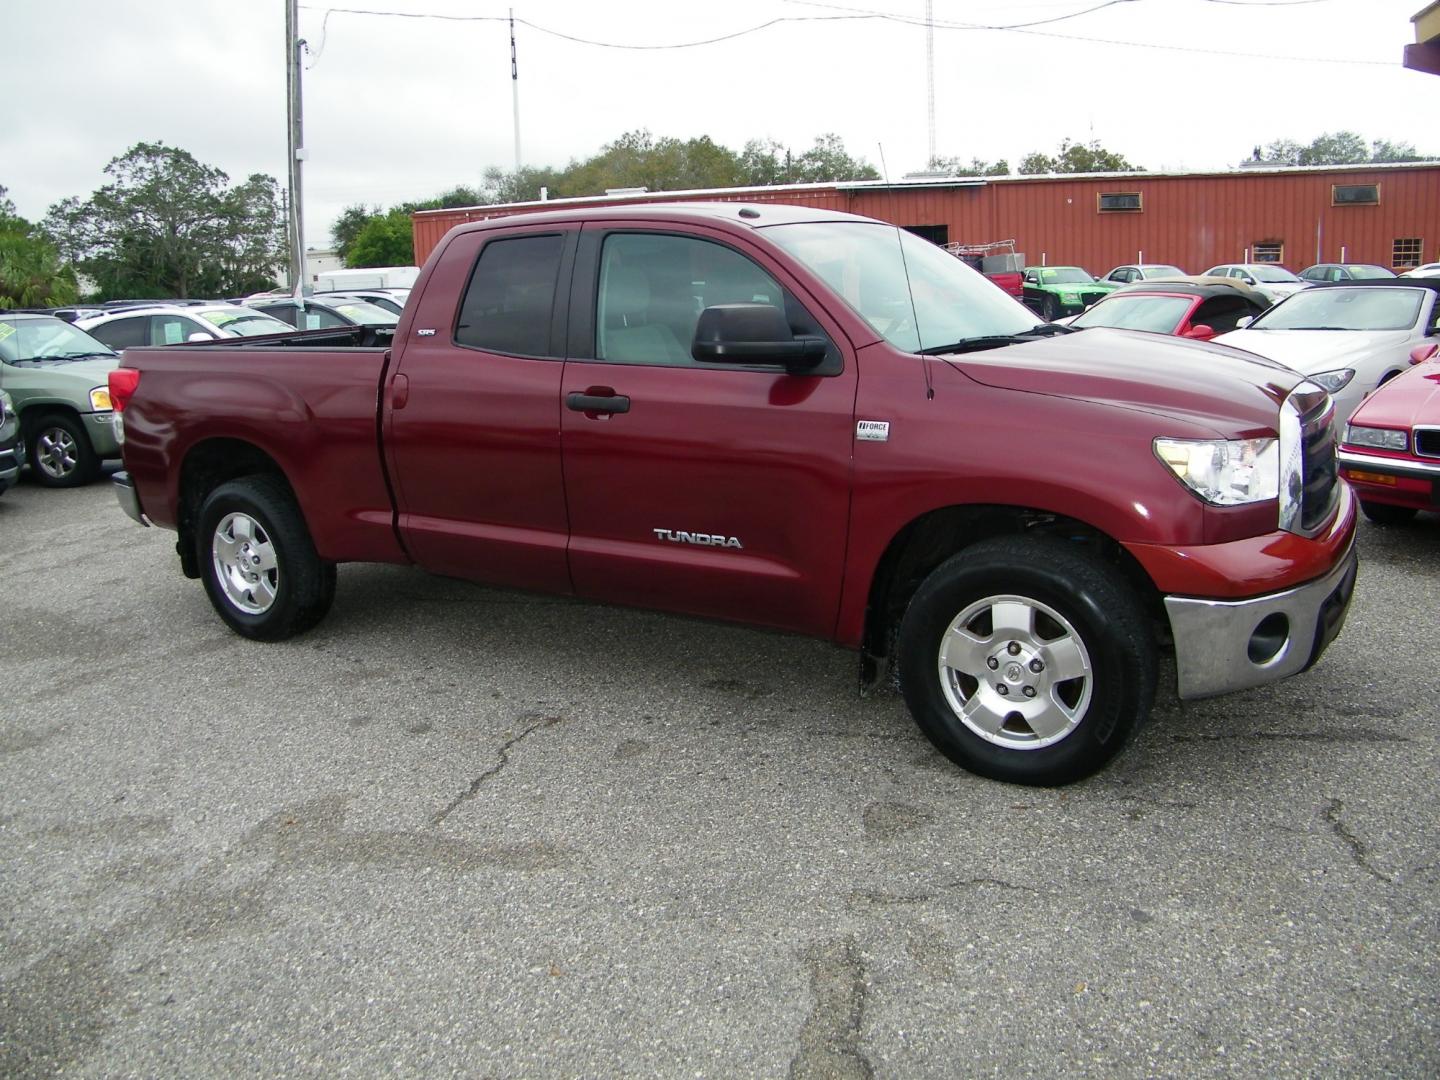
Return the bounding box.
[1338,448,1440,483]
[113,471,149,526]
[1165,542,1358,699]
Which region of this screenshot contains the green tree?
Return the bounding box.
[346,209,414,267]
[1019,138,1141,175]
[1256,131,1435,166]
[1370,138,1428,163]
[0,186,79,307]
[332,203,378,262]
[736,134,879,185]
[929,155,1009,177]
[42,142,284,299]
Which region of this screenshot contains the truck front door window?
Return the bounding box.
[595,233,786,367]
[455,233,565,357]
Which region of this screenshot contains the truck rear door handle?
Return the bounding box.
[567,390,630,416]
[391,373,410,410]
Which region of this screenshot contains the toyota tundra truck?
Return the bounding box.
[108,203,1357,785]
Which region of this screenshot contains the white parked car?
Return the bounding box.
[1399,262,1440,279]
[1200,263,1309,305]
[313,288,410,316]
[1097,263,1187,286]
[1213,280,1440,423]
[76,304,292,349]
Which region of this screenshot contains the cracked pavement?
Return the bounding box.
[1,476,1437,1078]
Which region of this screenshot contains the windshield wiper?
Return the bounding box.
[918,323,1074,355]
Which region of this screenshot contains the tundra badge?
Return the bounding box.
[653,529,743,550]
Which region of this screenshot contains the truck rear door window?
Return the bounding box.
[455,234,565,357]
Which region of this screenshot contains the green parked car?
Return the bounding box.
[0,314,121,487]
[1021,266,1118,320]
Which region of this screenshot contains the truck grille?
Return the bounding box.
[1295,387,1338,534]
[1416,427,1440,459]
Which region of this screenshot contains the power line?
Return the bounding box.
[296,3,1393,67]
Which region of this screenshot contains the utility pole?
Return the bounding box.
[510,9,522,172]
[925,0,936,167]
[285,0,307,291]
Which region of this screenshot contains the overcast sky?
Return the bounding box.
[5,0,1435,250]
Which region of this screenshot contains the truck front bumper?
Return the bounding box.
[1165,540,1358,699]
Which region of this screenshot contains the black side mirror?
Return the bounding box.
[691,304,826,370]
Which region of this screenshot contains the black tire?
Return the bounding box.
[1359,500,1417,526]
[897,536,1156,786]
[26,412,101,488]
[196,475,336,641]
[1042,295,1061,321]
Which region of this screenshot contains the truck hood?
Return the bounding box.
[946,327,1299,434]
[1212,328,1411,374]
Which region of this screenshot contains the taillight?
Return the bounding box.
[108,367,140,412]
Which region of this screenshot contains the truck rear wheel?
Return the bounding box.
[196,476,336,640]
[897,536,1156,786]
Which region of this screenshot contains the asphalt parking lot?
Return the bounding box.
[2,473,1436,1078]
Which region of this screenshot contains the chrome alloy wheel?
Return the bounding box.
[212,512,279,615]
[936,594,1093,750]
[36,426,80,479]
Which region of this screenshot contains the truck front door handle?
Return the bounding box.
[566,390,630,416]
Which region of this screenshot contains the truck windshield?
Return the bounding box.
[0,317,117,364]
[764,222,1040,353]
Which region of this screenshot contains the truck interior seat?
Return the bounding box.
[599,266,688,364]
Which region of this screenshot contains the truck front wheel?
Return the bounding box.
[27,412,100,487]
[196,476,336,640]
[897,536,1156,785]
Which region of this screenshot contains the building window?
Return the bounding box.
[1393,238,1423,269]
[1253,242,1284,264]
[1332,183,1380,206]
[904,224,949,245]
[1097,192,1142,213]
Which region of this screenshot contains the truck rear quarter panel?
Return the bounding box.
[122,347,406,565]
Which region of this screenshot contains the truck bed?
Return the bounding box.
[118,344,406,566]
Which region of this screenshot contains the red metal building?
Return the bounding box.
[412,162,1440,275]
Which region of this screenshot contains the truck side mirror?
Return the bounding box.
[1235,316,1254,329]
[691,304,826,370]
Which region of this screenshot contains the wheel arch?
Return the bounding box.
[18,400,85,435]
[177,438,297,579]
[857,503,1166,689]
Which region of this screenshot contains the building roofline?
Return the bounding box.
[411,160,1440,218]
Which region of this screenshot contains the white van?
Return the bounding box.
[313,266,420,291]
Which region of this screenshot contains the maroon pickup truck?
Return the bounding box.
[109,203,1357,785]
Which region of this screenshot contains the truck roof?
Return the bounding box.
[445,200,879,237]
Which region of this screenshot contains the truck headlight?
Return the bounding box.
[89,386,113,411]
[1309,369,1354,393]
[1154,436,1280,506]
[1345,424,1407,451]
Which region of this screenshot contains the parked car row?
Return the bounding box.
[0,285,412,491]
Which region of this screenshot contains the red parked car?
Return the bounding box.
[1337,343,1440,524]
[1068,279,1270,340]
